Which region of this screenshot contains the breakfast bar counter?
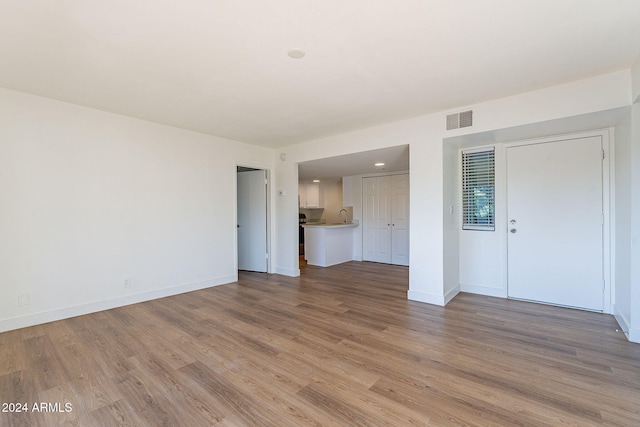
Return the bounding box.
[302,221,358,267]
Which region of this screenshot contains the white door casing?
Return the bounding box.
[506,136,604,311]
[237,169,267,272]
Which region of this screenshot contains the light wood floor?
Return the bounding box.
[1,262,639,426]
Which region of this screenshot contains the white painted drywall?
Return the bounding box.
[274,156,301,277]
[275,70,632,308]
[349,174,364,262]
[0,88,274,332]
[628,60,640,341]
[342,176,353,207]
[319,179,344,224]
[632,59,640,103]
[442,141,461,301]
[629,102,640,342]
[613,110,632,335]
[456,143,507,299]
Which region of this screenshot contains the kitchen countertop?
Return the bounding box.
[302,221,358,228]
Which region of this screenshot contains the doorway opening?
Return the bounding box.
[236,166,270,273]
[296,145,410,272]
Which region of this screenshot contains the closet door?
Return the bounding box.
[391,174,410,266]
[362,174,410,265]
[363,176,392,263]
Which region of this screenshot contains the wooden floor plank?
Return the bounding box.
[1,261,639,426]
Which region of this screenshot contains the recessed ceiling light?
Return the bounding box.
[313,179,320,183]
[375,162,385,167]
[288,48,305,59]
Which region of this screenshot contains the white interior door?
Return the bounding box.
[507,136,604,311]
[363,176,392,263]
[363,174,410,265]
[237,169,267,272]
[391,174,410,266]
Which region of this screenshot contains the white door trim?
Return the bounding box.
[234,163,272,276]
[502,129,613,313]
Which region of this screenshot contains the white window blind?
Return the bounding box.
[462,148,495,230]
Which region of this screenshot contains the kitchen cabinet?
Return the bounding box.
[299,183,320,208]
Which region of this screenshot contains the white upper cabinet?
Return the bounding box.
[299,183,321,208]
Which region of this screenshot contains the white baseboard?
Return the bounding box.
[444,285,460,305]
[612,305,639,343]
[0,275,235,333]
[459,282,507,298]
[407,290,446,306]
[408,286,460,307]
[275,266,300,277]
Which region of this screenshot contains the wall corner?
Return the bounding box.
[632,57,640,104]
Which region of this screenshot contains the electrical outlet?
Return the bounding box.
[123,277,132,288]
[18,292,30,306]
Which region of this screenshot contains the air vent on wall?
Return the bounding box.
[446,110,473,130]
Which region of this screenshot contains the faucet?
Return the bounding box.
[339,208,349,224]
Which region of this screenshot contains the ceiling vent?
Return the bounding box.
[446,110,473,130]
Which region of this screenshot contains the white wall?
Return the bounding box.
[629,101,640,341]
[630,57,640,341]
[342,176,353,207]
[275,70,632,307]
[442,139,460,301]
[274,155,301,276]
[348,175,363,261]
[0,88,274,332]
[613,110,633,335]
[632,58,640,103]
[319,179,343,223]
[452,143,507,299]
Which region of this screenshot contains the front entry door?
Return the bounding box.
[506,136,604,311]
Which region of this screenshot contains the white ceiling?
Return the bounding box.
[298,145,409,181]
[1,1,639,148]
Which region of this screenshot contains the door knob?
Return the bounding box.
[510,228,517,233]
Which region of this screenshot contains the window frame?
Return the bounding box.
[461,147,495,231]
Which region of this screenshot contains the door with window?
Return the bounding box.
[363,174,409,266]
[506,136,604,311]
